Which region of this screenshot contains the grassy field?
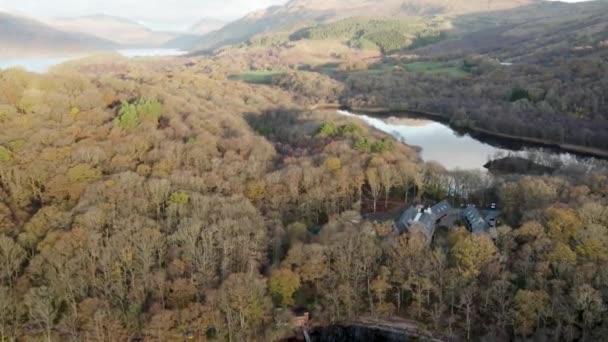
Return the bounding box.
[403,62,470,77]
[229,71,285,84]
[231,62,466,86]
[314,60,469,79]
[316,64,387,78]
[348,68,386,76]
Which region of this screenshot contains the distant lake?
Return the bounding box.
[0,48,186,73]
[338,110,511,170]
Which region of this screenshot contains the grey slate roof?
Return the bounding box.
[397,200,452,241]
[431,200,451,219]
[462,206,490,234]
[396,206,420,234]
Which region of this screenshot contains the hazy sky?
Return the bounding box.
[0,0,596,32]
[0,0,288,31]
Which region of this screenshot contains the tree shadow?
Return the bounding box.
[244,108,320,149]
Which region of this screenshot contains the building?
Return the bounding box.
[292,307,311,342]
[461,206,497,238]
[396,200,451,241]
[293,308,310,328]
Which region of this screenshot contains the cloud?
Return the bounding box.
[0,0,288,31]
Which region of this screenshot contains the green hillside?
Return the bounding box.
[190,0,540,53]
[293,17,444,53]
[242,17,446,55]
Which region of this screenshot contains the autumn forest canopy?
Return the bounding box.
[1,0,608,341]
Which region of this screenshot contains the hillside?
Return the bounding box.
[191,0,540,52]
[0,12,116,58]
[162,33,205,49]
[44,15,179,47]
[339,0,608,152]
[189,17,228,35]
[416,0,608,62]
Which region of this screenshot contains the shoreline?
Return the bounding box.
[312,103,608,159]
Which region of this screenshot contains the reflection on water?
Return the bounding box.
[0,49,186,73]
[338,110,510,170]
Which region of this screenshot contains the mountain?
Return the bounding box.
[162,33,205,49]
[189,17,228,35]
[416,0,608,62]
[44,15,178,47]
[191,0,541,52]
[0,12,117,58]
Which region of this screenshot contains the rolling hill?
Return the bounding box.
[191,0,541,52]
[0,12,117,58]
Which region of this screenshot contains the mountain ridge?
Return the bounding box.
[0,11,117,58]
[191,0,542,52]
[43,15,179,48]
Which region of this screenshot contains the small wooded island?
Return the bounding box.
[484,156,556,175]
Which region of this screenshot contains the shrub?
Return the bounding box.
[0,146,12,162]
[354,136,372,152]
[272,71,343,103]
[337,123,363,136]
[318,122,363,138]
[67,164,101,183]
[117,101,140,129]
[324,157,342,172]
[317,122,338,137]
[136,98,162,121]
[371,139,394,153]
[318,122,390,153]
[364,30,409,53]
[355,137,394,153]
[410,31,448,49]
[349,37,379,51]
[510,87,530,102]
[269,268,301,306]
[168,191,190,205]
[245,181,267,202]
[116,98,162,129]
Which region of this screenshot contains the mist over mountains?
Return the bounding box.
[1,0,605,58]
[0,11,227,57]
[0,12,117,58]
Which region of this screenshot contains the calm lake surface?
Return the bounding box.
[338,110,602,172]
[338,110,511,170]
[0,49,186,73]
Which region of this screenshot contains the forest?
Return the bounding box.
[341,52,608,151]
[0,51,607,342]
[289,17,444,53]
